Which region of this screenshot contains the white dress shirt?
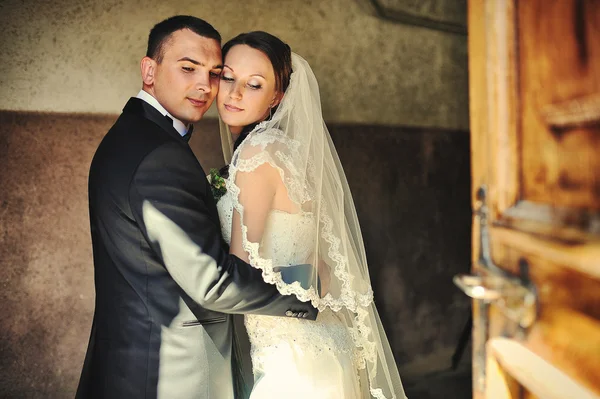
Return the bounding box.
[136,90,189,137]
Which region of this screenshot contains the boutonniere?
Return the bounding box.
[208,168,227,202]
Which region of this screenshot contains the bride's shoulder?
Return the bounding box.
[245,126,286,148]
[237,127,299,158]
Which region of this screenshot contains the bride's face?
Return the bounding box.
[217,44,280,134]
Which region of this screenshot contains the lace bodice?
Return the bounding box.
[217,191,315,266]
[216,190,355,372]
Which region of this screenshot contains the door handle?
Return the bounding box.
[454,272,536,329]
[453,185,538,394]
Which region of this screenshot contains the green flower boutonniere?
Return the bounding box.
[208,168,227,202]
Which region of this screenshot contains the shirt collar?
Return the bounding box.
[136,90,189,136]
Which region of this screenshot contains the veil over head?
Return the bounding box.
[220,53,406,399]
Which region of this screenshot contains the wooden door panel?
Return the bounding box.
[519,0,600,209]
[493,240,600,393]
[488,338,598,399]
[465,0,600,398]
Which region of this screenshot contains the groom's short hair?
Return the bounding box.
[146,15,221,63]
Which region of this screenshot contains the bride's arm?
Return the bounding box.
[230,159,329,299]
[229,162,279,262]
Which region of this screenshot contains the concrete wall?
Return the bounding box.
[0,0,468,130]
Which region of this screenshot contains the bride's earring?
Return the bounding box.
[269,105,273,120]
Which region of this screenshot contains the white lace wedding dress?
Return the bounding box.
[217,192,363,398]
[213,53,406,399]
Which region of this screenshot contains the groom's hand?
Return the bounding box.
[273,263,316,291]
[273,263,329,297]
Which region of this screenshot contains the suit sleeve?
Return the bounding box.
[129,142,317,320]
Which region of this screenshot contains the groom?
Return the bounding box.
[76,15,316,399]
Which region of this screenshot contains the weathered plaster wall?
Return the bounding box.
[0,0,468,129]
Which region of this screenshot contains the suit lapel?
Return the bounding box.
[123,97,186,143]
[122,97,220,217]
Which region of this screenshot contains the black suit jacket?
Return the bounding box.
[76,98,316,399]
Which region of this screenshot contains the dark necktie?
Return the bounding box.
[183,124,194,142]
[165,114,193,142]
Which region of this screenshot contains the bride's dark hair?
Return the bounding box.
[223,31,292,95]
[222,31,293,152]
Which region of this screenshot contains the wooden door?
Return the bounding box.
[455,1,600,398]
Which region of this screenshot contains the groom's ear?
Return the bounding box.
[141,56,157,86]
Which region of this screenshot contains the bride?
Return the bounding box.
[214,31,407,399]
